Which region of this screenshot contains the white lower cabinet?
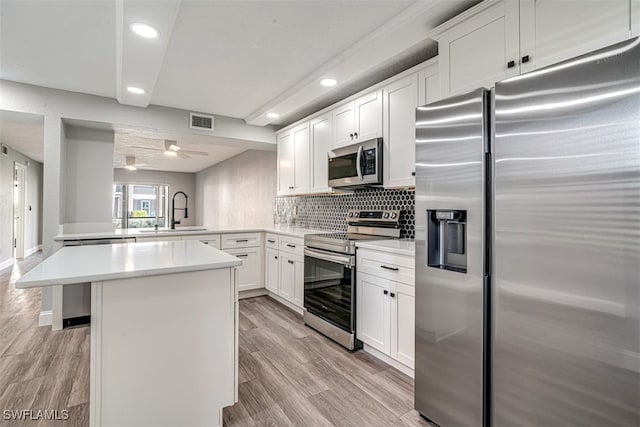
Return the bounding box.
[356,248,415,369]
[222,232,263,292]
[357,272,391,354]
[225,247,261,292]
[264,234,305,309]
[265,247,279,293]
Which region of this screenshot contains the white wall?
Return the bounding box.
[0,145,43,269]
[63,125,114,231]
[113,169,197,227]
[196,150,276,227]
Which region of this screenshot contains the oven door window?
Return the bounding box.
[304,256,353,332]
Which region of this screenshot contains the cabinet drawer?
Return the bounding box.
[357,249,414,285]
[222,232,261,249]
[279,236,304,255]
[265,233,279,249]
[182,234,221,249]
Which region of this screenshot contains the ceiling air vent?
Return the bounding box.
[190,113,214,132]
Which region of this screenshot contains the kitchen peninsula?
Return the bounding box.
[16,240,241,427]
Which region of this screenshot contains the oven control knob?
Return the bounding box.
[383,213,390,219]
[348,212,353,218]
[390,213,397,219]
[354,212,359,217]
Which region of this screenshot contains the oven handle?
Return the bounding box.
[304,247,354,267]
[356,145,363,181]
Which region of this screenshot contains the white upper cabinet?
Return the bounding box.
[434,0,636,97]
[332,89,382,148]
[355,89,383,142]
[383,74,419,188]
[332,102,356,148]
[276,121,310,196]
[292,122,311,194]
[434,0,520,97]
[418,61,440,107]
[310,113,333,193]
[519,0,633,73]
[277,131,294,195]
[633,0,640,37]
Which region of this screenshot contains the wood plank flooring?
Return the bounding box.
[1,253,430,427]
[0,253,89,427]
[226,297,430,427]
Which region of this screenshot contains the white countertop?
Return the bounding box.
[16,240,242,289]
[53,224,330,241]
[356,239,415,256]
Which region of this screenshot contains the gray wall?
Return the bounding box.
[113,169,197,227]
[196,150,276,227]
[0,145,43,267]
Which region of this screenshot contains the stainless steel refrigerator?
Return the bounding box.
[415,37,640,426]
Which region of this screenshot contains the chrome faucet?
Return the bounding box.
[171,191,188,230]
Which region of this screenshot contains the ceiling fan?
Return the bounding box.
[130,139,209,159]
[114,156,149,171]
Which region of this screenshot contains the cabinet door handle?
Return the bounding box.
[411,171,416,176]
[288,260,294,264]
[522,55,530,64]
[286,244,296,248]
[390,292,396,298]
[267,239,276,243]
[507,60,516,69]
[380,265,399,271]
[353,132,358,139]
[383,290,389,295]
[274,256,278,259]
[237,254,248,258]
[235,239,249,243]
[349,133,354,139]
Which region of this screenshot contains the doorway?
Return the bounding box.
[13,162,27,259]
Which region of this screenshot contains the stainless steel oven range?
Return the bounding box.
[303,210,401,350]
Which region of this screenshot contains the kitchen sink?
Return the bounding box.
[138,227,208,233]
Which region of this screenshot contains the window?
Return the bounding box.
[113,184,169,229]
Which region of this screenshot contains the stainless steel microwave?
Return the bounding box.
[328,138,383,188]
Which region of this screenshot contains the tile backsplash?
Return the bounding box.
[275,188,415,239]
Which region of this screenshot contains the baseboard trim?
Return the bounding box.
[25,245,41,257]
[363,343,415,378]
[0,258,14,272]
[239,288,268,300]
[266,291,303,315]
[39,310,52,327]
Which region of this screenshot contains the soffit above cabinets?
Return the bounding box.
[0,0,477,127]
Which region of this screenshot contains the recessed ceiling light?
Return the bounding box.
[126,86,145,95]
[164,150,177,157]
[320,78,337,87]
[125,165,137,171]
[266,113,279,119]
[130,23,159,39]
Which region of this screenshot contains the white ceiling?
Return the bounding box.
[0,0,477,172]
[0,110,44,162]
[113,132,247,173]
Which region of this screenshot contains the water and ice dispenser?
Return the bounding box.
[427,210,467,273]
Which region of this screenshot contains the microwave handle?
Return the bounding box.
[356,145,363,180]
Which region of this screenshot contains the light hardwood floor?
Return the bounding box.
[1,253,430,427]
